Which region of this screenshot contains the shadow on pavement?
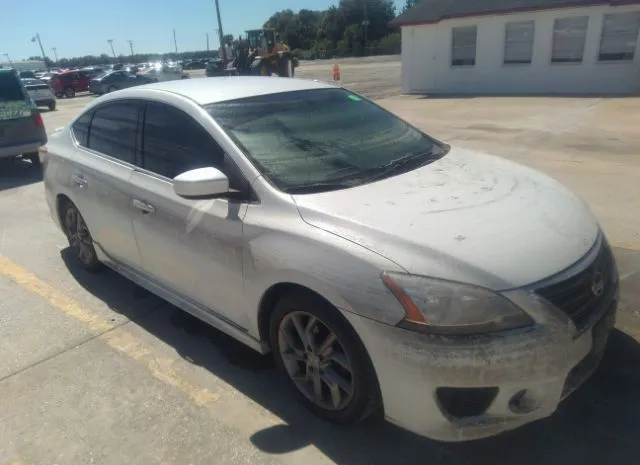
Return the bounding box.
[62,247,640,465]
[0,158,42,191]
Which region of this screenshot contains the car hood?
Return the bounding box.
[292,147,599,291]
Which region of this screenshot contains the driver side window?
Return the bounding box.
[141,102,224,179]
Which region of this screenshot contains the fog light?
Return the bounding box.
[509,389,541,414]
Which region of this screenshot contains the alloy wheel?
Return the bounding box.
[64,207,95,265]
[278,310,354,411]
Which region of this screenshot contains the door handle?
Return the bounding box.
[132,199,155,215]
[71,173,88,189]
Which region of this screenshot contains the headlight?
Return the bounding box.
[381,272,534,336]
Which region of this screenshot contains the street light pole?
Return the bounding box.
[127,40,134,56]
[31,33,50,70]
[107,39,117,63]
[206,33,210,52]
[51,47,58,63]
[173,29,178,54]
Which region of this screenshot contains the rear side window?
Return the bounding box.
[87,101,139,163]
[0,73,26,101]
[142,102,224,179]
[72,111,92,146]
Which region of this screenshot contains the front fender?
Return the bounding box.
[242,225,408,339]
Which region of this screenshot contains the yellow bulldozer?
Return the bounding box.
[227,28,298,77]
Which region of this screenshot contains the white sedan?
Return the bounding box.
[41,77,619,442]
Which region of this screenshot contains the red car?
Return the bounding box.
[49,70,91,98]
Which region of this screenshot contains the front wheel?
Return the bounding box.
[48,101,56,111]
[281,58,294,78]
[269,291,381,425]
[65,87,75,98]
[61,201,103,272]
[107,86,117,93]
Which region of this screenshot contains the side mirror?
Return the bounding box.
[173,167,229,198]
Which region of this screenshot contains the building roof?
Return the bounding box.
[391,0,639,26]
[113,76,335,105]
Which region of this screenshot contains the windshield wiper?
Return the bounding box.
[363,148,447,183]
[285,181,356,194]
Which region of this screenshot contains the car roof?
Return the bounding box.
[115,76,336,105]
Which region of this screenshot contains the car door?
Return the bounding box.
[69,100,143,269]
[129,101,248,327]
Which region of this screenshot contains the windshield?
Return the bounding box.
[0,72,27,102]
[205,88,448,193]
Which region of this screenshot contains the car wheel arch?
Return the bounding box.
[56,194,73,226]
[257,282,351,350]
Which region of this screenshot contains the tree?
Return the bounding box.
[402,0,417,13]
[25,1,404,65]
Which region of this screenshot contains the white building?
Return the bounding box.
[393,0,640,95]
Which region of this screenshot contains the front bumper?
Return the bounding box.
[343,241,619,442]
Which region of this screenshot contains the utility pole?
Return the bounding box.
[31,33,49,70]
[51,47,58,63]
[213,0,227,64]
[3,53,14,67]
[173,29,178,54]
[127,40,134,56]
[362,2,370,56]
[107,39,117,63]
[206,33,210,52]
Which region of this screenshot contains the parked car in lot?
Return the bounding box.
[139,63,189,82]
[21,78,56,110]
[42,77,619,442]
[89,70,156,95]
[49,70,91,98]
[0,69,47,167]
[205,58,226,77]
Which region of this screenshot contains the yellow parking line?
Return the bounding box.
[0,256,219,407]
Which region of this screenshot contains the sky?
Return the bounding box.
[2,0,405,61]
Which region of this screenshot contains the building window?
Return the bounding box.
[452,26,478,66]
[504,21,535,64]
[598,12,640,62]
[551,16,589,63]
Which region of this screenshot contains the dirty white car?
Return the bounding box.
[41,77,619,442]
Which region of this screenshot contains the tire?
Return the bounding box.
[107,86,117,93]
[24,152,40,167]
[60,201,103,272]
[55,92,63,98]
[269,290,381,425]
[64,87,75,98]
[280,58,294,78]
[48,101,56,111]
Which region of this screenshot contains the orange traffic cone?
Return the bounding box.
[332,63,341,82]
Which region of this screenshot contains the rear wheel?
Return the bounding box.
[269,290,381,425]
[107,85,117,93]
[64,87,75,98]
[48,101,56,111]
[61,201,103,271]
[280,58,294,78]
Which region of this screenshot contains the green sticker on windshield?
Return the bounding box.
[347,94,362,102]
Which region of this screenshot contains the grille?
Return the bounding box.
[535,242,615,331]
